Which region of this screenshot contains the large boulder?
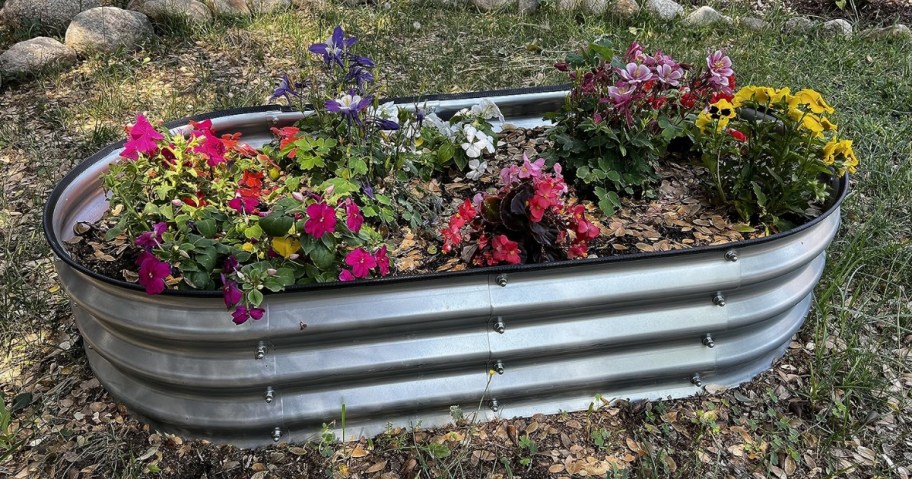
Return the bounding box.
[0,0,101,33]
[140,0,213,24]
[682,6,722,27]
[65,7,153,55]
[0,37,77,78]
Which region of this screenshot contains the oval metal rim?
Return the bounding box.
[42,85,851,297]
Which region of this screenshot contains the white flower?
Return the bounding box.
[470,99,504,122]
[424,113,456,141]
[460,124,495,159]
[370,101,399,120]
[466,159,487,180]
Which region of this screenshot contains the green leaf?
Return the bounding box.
[259,214,294,237]
[196,219,217,238]
[247,289,264,306]
[309,244,337,270]
[350,157,368,176]
[752,182,768,207]
[244,224,264,240]
[11,393,32,414]
[194,249,217,272]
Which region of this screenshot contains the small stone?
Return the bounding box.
[0,37,77,78]
[142,0,213,23]
[609,0,640,18]
[206,0,249,16]
[247,0,291,13]
[822,19,853,38]
[0,0,101,33]
[739,16,768,31]
[860,23,911,40]
[721,15,733,26]
[645,0,682,21]
[473,0,513,10]
[518,0,539,13]
[682,6,722,27]
[585,0,608,14]
[784,16,815,33]
[65,7,153,55]
[558,0,582,10]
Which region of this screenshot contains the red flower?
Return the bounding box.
[491,235,521,265]
[575,219,600,241]
[680,92,698,109]
[304,202,337,239]
[649,97,667,110]
[727,129,747,142]
[710,91,734,104]
[271,126,301,157]
[136,251,171,295]
[568,242,588,259]
[374,245,390,276]
[345,247,378,279]
[182,191,208,207]
[441,224,462,253]
[457,199,477,221]
[344,198,364,233]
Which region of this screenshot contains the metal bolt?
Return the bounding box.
[702,334,715,348]
[267,114,280,126]
[272,427,282,442]
[494,360,505,375]
[265,386,275,404]
[724,250,739,262]
[255,342,266,360]
[490,398,499,412]
[495,274,508,287]
[493,317,505,334]
[691,373,703,387]
[712,293,726,307]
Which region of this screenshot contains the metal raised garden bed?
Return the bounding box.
[43,86,847,447]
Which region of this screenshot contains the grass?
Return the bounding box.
[1,0,911,477]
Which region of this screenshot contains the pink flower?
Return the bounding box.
[135,222,167,250]
[499,164,521,186]
[339,269,356,282]
[228,195,259,214]
[375,245,390,276]
[191,120,228,166]
[619,63,653,84]
[707,50,733,78]
[518,154,546,179]
[221,278,242,308]
[232,305,265,325]
[568,242,588,259]
[608,83,635,107]
[122,115,163,160]
[491,235,521,265]
[345,248,377,278]
[655,64,683,87]
[344,199,364,233]
[304,202,337,238]
[575,219,600,241]
[136,251,170,295]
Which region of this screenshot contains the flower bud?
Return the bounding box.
[291,191,305,202]
[171,199,183,207]
[288,254,299,260]
[266,268,277,276]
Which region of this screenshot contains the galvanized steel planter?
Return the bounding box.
[44,87,848,447]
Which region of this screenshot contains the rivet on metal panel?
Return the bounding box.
[724,250,739,262]
[495,274,508,287]
[490,398,499,412]
[266,114,280,126]
[494,360,505,375]
[702,334,715,348]
[272,427,282,442]
[255,342,267,360]
[691,373,703,387]
[265,386,275,404]
[493,317,505,334]
[712,293,726,307]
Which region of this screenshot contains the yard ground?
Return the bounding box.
[1,0,911,478]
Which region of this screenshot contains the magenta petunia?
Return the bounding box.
[345,247,377,279]
[228,195,259,214]
[223,256,239,274]
[135,222,167,250]
[136,251,171,295]
[344,198,364,233]
[191,121,228,166]
[374,245,390,276]
[231,305,266,325]
[304,202,337,238]
[122,115,163,160]
[221,277,242,308]
[339,269,355,282]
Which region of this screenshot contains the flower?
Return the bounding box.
[121,115,163,160]
[271,236,301,258]
[607,83,635,107]
[346,64,374,91]
[222,278,242,308]
[304,202,337,238]
[325,91,373,125]
[375,245,390,276]
[727,129,747,142]
[518,154,545,180]
[223,256,239,274]
[655,64,683,87]
[491,235,521,264]
[228,195,259,214]
[135,222,167,250]
[567,242,588,259]
[460,124,495,159]
[232,305,265,325]
[136,252,171,295]
[345,247,377,278]
[469,99,505,122]
[344,198,364,233]
[466,159,487,180]
[269,73,300,103]
[308,25,357,67]
[707,50,734,79]
[789,89,834,114]
[191,121,228,166]
[339,269,355,282]
[822,138,858,174]
[619,63,653,84]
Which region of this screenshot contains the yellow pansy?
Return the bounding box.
[695,110,713,133]
[271,236,301,258]
[800,113,826,137]
[241,242,255,252]
[822,139,858,174]
[788,89,835,114]
[710,98,736,119]
[819,117,837,131]
[770,87,792,104]
[733,86,768,107]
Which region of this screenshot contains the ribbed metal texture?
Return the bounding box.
[45,88,845,446]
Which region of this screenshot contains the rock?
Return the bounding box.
[0,0,101,33]
[0,37,77,78]
[558,0,582,9]
[645,0,682,20]
[142,0,213,23]
[518,0,540,13]
[585,0,609,14]
[65,7,153,55]
[473,0,513,10]
[822,19,853,38]
[609,0,640,18]
[247,0,292,13]
[784,16,815,33]
[739,16,768,31]
[721,15,733,26]
[207,0,250,15]
[682,6,721,26]
[860,24,912,40]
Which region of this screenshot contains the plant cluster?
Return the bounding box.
[547,39,735,215]
[690,86,857,230]
[440,155,600,265]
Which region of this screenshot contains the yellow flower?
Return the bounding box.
[695,110,712,133]
[241,242,255,252]
[770,87,792,104]
[800,113,825,137]
[789,89,835,114]
[819,116,837,131]
[710,98,736,119]
[271,236,301,258]
[822,139,858,174]
[733,86,767,107]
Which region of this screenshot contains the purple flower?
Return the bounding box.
[624,41,646,63]
[607,83,635,106]
[136,251,171,295]
[619,63,653,84]
[221,277,242,308]
[655,64,683,86]
[518,154,545,180]
[344,198,364,233]
[371,117,399,131]
[269,74,300,103]
[349,55,374,68]
[361,180,375,199]
[223,256,239,274]
[707,50,733,78]
[325,91,373,125]
[308,26,357,68]
[345,65,374,90]
[135,222,167,250]
[232,305,265,325]
[339,269,355,282]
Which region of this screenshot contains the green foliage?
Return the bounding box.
[0,391,30,463]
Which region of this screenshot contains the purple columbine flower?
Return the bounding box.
[135,222,167,250]
[348,54,374,68]
[345,65,374,91]
[619,63,653,84]
[624,41,646,63]
[655,64,683,86]
[269,74,300,103]
[325,91,373,126]
[707,50,733,79]
[309,26,357,68]
[371,117,400,131]
[607,83,635,106]
[361,180,375,200]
